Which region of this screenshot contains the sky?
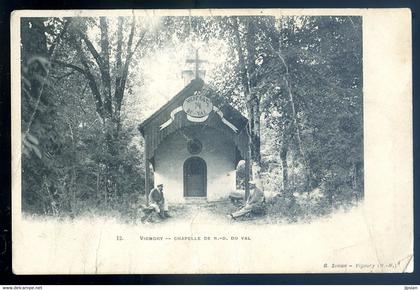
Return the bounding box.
[122,18,231,127]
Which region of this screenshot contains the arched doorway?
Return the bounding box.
[184,157,207,197]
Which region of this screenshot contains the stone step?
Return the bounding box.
[183,197,208,204]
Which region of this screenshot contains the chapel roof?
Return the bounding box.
[138,77,248,136]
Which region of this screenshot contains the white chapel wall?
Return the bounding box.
[153,126,236,203]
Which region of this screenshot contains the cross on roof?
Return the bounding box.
[185,48,207,78]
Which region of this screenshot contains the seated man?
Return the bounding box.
[142,184,170,222]
[229,181,265,219]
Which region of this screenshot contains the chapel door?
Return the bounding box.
[184,157,207,197]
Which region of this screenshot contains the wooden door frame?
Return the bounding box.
[183,156,207,197]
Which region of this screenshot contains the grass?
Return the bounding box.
[23,191,361,226]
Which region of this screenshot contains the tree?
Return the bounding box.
[55,16,145,196]
[230,17,261,187]
[21,17,73,213]
[261,16,363,205]
[21,16,147,215]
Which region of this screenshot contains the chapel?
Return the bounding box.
[138,51,251,203]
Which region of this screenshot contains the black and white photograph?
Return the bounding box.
[11,9,412,274]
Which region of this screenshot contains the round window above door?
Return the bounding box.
[187,139,202,155]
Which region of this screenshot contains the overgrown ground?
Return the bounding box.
[35,193,359,226]
[137,195,358,225]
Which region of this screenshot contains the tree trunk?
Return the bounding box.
[251,97,261,166]
[231,17,262,193]
[144,138,150,204]
[99,17,113,119]
[104,119,118,196]
[21,18,49,136]
[283,76,312,191]
[245,18,262,181]
[61,16,143,201]
[280,130,289,194]
[262,17,314,192]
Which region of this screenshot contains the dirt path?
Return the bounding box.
[142,199,241,225]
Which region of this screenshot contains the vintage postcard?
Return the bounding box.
[11,8,412,274]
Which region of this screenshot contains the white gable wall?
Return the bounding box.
[153,126,237,203]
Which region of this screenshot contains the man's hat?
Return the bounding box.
[157,183,163,187]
